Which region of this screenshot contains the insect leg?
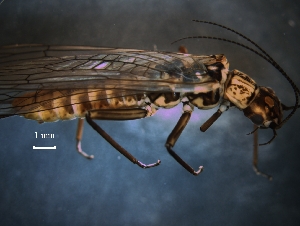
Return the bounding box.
[200,110,222,132]
[85,109,161,169]
[167,46,202,175]
[76,118,94,159]
[165,99,203,175]
[200,100,231,132]
[252,125,273,181]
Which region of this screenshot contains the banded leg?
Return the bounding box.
[85,109,161,169]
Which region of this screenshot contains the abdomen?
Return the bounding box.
[12,89,145,123]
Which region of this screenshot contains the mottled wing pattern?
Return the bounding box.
[0,44,218,116]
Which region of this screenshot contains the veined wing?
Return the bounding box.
[0,44,227,116]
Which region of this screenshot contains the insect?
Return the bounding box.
[0,21,299,179]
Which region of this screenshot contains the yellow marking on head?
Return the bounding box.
[265,96,274,107]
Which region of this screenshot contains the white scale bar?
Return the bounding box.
[33,146,56,150]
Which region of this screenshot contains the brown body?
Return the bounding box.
[0,44,288,177]
[13,89,146,122]
[1,45,229,123]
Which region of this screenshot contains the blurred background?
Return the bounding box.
[0,0,300,225]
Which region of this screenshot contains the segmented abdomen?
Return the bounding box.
[12,89,145,123]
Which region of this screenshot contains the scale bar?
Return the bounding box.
[33,146,56,150]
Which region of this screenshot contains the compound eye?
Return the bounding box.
[249,114,264,125]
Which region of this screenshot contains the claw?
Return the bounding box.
[253,165,272,181]
[193,166,204,176]
[76,140,94,159]
[136,160,161,169]
[166,144,204,176]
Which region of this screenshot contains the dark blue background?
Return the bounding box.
[1,0,300,225]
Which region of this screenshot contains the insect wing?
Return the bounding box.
[0,45,217,116]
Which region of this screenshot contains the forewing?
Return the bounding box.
[0,44,217,115]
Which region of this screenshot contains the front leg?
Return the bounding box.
[252,125,272,180]
[165,97,204,175]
